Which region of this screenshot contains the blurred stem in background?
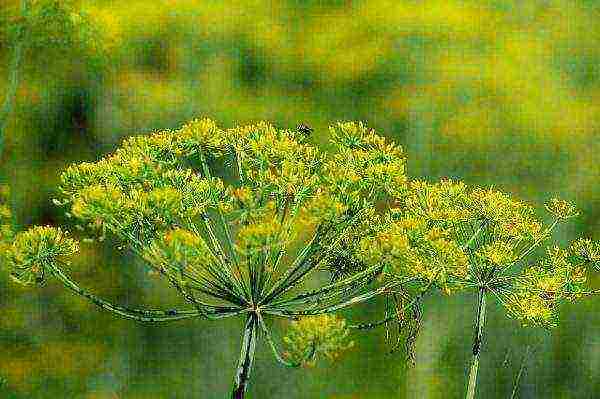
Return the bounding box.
[0,0,30,158]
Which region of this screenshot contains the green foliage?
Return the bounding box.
[1,1,599,397]
[3,0,101,56]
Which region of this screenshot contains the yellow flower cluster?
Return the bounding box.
[507,294,556,328]
[119,117,229,159]
[229,122,323,201]
[60,119,403,239]
[402,179,544,242]
[477,242,516,267]
[60,153,161,195]
[236,218,284,256]
[71,184,128,226]
[275,159,320,198]
[357,215,469,286]
[354,178,587,305]
[283,315,354,367]
[510,245,588,327]
[63,154,228,243]
[178,118,228,155]
[326,122,407,203]
[61,118,232,201]
[144,228,215,275]
[298,188,349,229]
[570,238,600,270]
[470,187,543,241]
[404,179,472,224]
[544,198,580,220]
[4,226,79,286]
[330,122,403,157]
[70,181,223,242]
[161,170,230,212]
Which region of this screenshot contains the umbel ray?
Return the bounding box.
[1,118,599,398]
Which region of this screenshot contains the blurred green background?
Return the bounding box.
[1,0,599,398]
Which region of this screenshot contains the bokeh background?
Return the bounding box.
[1,0,599,398]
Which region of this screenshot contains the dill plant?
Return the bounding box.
[1,119,409,398]
[0,0,100,155]
[349,181,600,398]
[1,118,599,398]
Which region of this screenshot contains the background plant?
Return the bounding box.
[0,0,102,156]
[346,179,600,398]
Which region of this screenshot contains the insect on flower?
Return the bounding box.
[296,123,313,137]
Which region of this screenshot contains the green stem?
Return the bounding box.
[49,264,204,322]
[462,221,486,250]
[232,314,258,399]
[257,313,312,368]
[197,149,249,301]
[510,345,532,399]
[0,0,29,157]
[466,288,487,399]
[511,219,559,267]
[263,210,366,305]
[268,263,384,308]
[269,279,405,317]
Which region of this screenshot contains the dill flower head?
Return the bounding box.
[2,115,600,398]
[353,177,598,326]
[145,228,216,276]
[52,118,407,309]
[326,121,407,202]
[570,238,600,270]
[178,117,228,155]
[283,315,354,367]
[507,244,590,327]
[5,226,79,286]
[544,198,579,220]
[477,242,516,267]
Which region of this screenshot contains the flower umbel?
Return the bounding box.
[283,315,354,367]
[5,226,78,286]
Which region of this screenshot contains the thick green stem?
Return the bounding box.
[0,0,29,157]
[232,314,258,399]
[466,288,487,399]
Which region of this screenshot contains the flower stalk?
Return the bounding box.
[232,314,258,399]
[466,288,487,399]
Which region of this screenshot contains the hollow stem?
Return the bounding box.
[466,288,487,399]
[232,314,258,399]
